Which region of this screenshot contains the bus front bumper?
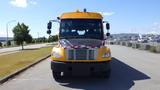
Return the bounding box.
[51,60,111,76]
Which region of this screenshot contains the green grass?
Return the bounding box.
[0,46,52,79]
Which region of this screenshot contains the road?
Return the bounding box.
[1,45,160,90]
[0,43,49,54]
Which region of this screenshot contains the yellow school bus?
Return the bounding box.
[47,9,111,80]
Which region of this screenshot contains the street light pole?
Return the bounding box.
[37,32,39,43]
[6,20,16,45]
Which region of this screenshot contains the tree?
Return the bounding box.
[48,35,58,42]
[0,42,2,47]
[38,37,47,43]
[13,23,32,50]
[7,40,11,46]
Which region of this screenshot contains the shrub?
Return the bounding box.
[0,42,2,47]
[149,46,157,53]
[7,40,11,46]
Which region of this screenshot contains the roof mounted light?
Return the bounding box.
[84,8,87,12]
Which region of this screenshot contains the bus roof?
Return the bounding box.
[60,10,103,19]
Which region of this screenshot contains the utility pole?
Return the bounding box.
[37,32,39,43]
[6,20,16,45]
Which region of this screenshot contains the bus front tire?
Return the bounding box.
[52,71,61,80]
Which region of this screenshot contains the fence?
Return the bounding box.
[106,41,160,53]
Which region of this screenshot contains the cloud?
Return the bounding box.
[153,22,160,29]
[151,22,160,33]
[30,1,37,5]
[103,12,115,16]
[121,21,160,34]
[99,12,115,16]
[134,22,160,34]
[10,0,37,8]
[10,0,28,8]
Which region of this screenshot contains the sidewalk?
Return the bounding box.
[0,43,53,55]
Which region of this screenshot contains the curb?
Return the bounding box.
[0,55,51,84]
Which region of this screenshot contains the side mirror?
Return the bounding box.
[106,23,110,30]
[106,32,110,36]
[57,17,60,20]
[47,30,51,35]
[47,22,52,30]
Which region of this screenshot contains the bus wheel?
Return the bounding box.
[52,71,61,80]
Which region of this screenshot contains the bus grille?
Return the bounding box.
[66,49,97,60]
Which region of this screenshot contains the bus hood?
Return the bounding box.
[59,39,104,48]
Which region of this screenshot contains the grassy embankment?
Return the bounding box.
[0,46,53,79]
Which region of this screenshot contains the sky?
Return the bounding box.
[0,0,160,38]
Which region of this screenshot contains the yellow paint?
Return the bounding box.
[51,47,65,61]
[60,11,103,19]
[96,46,111,61]
[51,46,111,62]
[50,10,111,63]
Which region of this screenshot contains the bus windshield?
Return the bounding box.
[59,19,104,40]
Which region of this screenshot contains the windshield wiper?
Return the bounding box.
[60,36,80,39]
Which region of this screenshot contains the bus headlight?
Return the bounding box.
[102,52,110,58]
[51,52,61,58]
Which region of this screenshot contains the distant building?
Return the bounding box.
[0,37,13,42]
[111,33,139,41]
[0,37,14,46]
[110,33,160,43]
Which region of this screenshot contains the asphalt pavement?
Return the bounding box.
[1,45,160,90]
